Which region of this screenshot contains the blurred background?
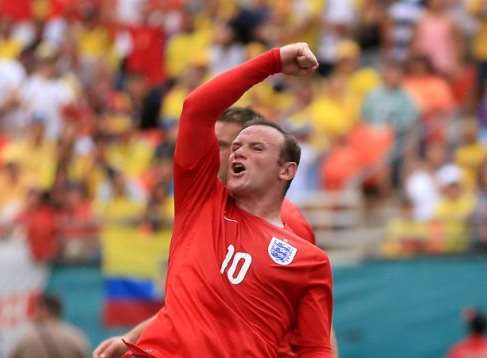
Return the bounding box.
[0,0,487,357]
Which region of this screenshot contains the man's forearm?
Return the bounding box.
[175,48,282,170]
[182,48,282,127]
[123,315,156,343]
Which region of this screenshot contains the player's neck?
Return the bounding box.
[235,194,283,227]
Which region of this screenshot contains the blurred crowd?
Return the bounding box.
[1,0,487,262]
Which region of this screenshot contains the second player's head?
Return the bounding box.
[215,107,265,182]
[227,119,300,199]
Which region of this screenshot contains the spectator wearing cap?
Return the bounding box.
[433,164,475,252]
[448,309,487,358]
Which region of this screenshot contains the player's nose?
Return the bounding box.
[233,145,247,159]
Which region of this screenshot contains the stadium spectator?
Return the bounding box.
[362,58,419,186]
[448,309,487,358]
[384,0,424,62]
[19,42,77,140]
[383,196,428,257]
[96,169,145,226]
[310,74,358,144]
[331,39,380,108]
[411,0,462,77]
[11,293,89,358]
[165,9,210,80]
[122,2,166,86]
[320,136,362,191]
[471,159,487,250]
[454,121,487,189]
[1,118,56,190]
[0,16,24,59]
[468,0,487,100]
[0,161,31,218]
[316,0,358,74]
[434,163,475,252]
[402,55,456,144]
[0,56,26,136]
[15,190,58,263]
[208,20,245,76]
[56,182,98,263]
[479,92,487,141]
[404,143,447,221]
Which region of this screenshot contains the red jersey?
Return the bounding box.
[448,335,487,358]
[281,198,316,245]
[130,49,333,357]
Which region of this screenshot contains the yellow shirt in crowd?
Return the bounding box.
[455,142,487,189]
[434,194,475,252]
[0,39,22,59]
[1,140,56,189]
[469,0,487,61]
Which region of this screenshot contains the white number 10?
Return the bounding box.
[220,244,252,285]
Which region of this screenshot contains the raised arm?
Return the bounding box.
[175,49,282,170]
[174,43,318,210]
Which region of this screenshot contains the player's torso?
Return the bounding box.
[161,190,313,357]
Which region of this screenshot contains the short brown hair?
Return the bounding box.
[218,107,265,126]
[241,119,301,194]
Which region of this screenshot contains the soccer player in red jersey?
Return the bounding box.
[448,310,487,358]
[94,107,326,358]
[94,42,333,357]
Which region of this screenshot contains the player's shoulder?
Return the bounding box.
[281,198,316,244]
[286,235,330,266]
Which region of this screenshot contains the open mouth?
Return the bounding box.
[231,162,246,175]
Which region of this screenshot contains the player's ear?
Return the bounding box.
[279,162,297,182]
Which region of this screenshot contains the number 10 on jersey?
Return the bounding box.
[220,244,252,285]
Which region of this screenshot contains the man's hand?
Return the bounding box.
[92,336,128,358]
[280,42,318,76]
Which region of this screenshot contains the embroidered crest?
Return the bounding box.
[268,237,297,265]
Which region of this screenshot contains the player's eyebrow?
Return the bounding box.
[250,142,266,149]
[218,139,230,147]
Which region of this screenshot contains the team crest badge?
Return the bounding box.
[268,237,297,265]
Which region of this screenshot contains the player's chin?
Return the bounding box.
[227,180,248,197]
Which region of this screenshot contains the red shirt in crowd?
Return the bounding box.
[0,0,32,21]
[126,49,333,357]
[126,24,166,86]
[448,335,487,358]
[17,205,58,263]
